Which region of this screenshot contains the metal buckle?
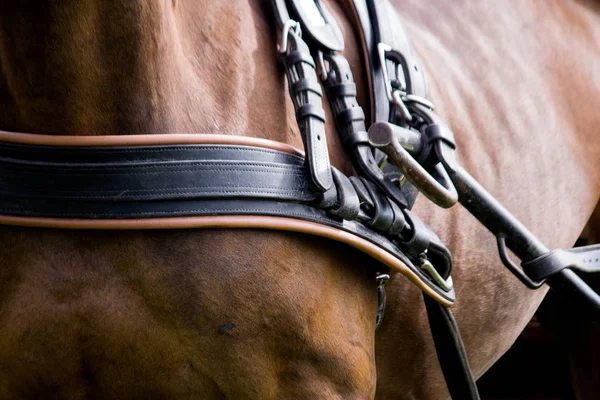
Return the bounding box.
[279,20,302,54]
[420,259,453,292]
[377,43,412,121]
[377,43,436,123]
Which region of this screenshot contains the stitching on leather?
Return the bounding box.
[4,185,312,194]
[0,188,316,199]
[0,165,307,175]
[0,159,303,169]
[0,145,303,161]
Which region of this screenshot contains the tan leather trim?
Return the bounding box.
[0,131,305,157]
[0,214,452,306]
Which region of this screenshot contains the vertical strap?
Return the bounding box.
[322,53,409,207]
[273,0,334,193]
[281,29,333,192]
[423,294,481,400]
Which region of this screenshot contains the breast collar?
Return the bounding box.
[0,1,456,306]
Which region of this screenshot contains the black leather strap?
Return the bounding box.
[287,0,344,52]
[351,0,385,123]
[0,142,319,203]
[323,53,409,208]
[522,245,600,282]
[368,0,428,116]
[424,295,481,400]
[350,0,431,208]
[281,30,334,192]
[271,0,291,28]
[328,168,360,220]
[351,0,428,123]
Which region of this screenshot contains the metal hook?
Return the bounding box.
[420,259,454,292]
[496,235,545,289]
[279,20,302,54]
[368,121,458,208]
[375,273,391,331]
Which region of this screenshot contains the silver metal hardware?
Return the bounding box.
[376,273,390,288]
[378,43,412,121]
[375,273,391,330]
[403,94,435,110]
[377,43,436,124]
[368,121,458,208]
[420,259,453,292]
[317,50,328,81]
[279,20,302,54]
[391,90,413,121]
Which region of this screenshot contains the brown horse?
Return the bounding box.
[0,0,599,399]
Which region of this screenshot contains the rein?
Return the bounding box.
[1,0,600,398]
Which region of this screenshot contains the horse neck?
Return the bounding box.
[0,1,288,138]
[0,0,359,174]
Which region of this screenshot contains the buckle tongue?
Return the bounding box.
[420,259,453,292]
[377,43,436,124]
[378,43,412,121]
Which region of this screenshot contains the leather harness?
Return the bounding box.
[1,1,600,398]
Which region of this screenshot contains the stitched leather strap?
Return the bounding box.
[424,295,481,400]
[323,53,410,207]
[522,245,600,282]
[350,0,430,208]
[357,0,428,123]
[0,142,318,203]
[280,21,333,193]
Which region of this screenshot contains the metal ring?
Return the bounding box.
[403,94,435,111]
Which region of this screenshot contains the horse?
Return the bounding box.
[0,0,599,399]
